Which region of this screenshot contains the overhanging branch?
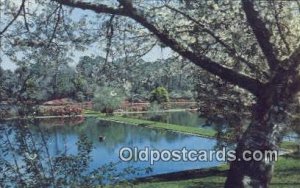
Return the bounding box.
[52,0,264,95]
[0,0,26,35]
[54,0,126,16]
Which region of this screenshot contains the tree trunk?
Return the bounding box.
[225,87,295,187]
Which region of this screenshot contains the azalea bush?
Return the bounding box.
[42,106,83,116]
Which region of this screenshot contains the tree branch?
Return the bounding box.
[52,0,264,95]
[22,3,30,32]
[242,0,279,71]
[270,0,290,54]
[53,0,126,16]
[48,4,62,46]
[0,0,26,35]
[165,4,269,79]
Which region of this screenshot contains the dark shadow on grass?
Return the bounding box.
[271,183,300,186]
[187,182,224,188]
[133,167,228,184]
[284,153,300,159]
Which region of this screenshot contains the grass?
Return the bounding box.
[85,110,216,138]
[107,153,300,188]
[280,141,300,151]
[271,153,300,187]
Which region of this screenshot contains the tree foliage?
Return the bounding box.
[92,87,125,114]
[149,86,170,104]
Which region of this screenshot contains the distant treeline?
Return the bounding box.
[0,56,196,103]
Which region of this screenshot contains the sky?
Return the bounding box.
[0,45,172,71]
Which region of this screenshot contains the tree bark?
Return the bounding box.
[225,80,297,187]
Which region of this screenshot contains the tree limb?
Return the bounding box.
[48,4,62,46]
[52,0,264,95]
[22,3,30,32]
[242,0,279,71]
[53,0,126,16]
[270,0,290,54]
[165,4,269,79]
[0,0,26,35]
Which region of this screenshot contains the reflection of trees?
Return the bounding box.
[92,119,181,147]
[33,117,181,152]
[0,119,145,187]
[167,111,206,127]
[203,114,247,151]
[35,116,85,128]
[129,111,206,128]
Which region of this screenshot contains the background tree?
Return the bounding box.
[149,86,170,104]
[92,86,125,114]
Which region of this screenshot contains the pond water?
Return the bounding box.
[127,111,208,128]
[128,111,300,142]
[0,117,221,187]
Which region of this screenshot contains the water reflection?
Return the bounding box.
[127,111,207,127]
[0,117,221,187]
[126,111,243,150]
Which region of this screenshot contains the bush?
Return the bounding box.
[92,87,124,114]
[149,87,169,104]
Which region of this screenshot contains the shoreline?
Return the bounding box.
[1,111,298,152]
[85,111,217,139]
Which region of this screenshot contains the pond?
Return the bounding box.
[126,111,300,147]
[127,111,208,128]
[0,117,222,187]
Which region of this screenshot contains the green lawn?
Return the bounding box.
[85,110,216,138]
[85,110,298,151]
[109,154,300,188]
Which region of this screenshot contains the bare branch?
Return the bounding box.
[0,0,26,35]
[54,0,126,16]
[103,15,115,74]
[242,0,279,71]
[22,3,30,32]
[48,4,62,46]
[297,0,300,13]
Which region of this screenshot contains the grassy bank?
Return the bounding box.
[85,110,216,138]
[85,110,298,150]
[280,141,300,151]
